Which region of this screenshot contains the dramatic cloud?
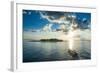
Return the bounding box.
[39,11,72,32]
[39,11,71,24]
[23,10,91,41]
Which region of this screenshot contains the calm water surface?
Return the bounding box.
[23,40,91,62]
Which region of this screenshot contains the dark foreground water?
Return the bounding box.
[23,40,91,62]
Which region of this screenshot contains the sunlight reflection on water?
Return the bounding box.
[23,40,91,62]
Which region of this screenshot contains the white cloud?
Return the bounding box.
[39,12,71,32]
[40,12,71,24]
[23,11,27,14]
[43,23,53,31]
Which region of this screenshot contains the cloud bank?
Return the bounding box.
[23,11,91,41]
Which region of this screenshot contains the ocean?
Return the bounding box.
[23,40,91,62]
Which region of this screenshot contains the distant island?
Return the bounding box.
[28,38,63,42]
[40,38,63,42]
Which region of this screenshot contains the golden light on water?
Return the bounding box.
[69,38,74,50]
[68,29,75,50]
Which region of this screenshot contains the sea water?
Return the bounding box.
[23,40,91,62]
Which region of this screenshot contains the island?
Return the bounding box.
[40,38,63,42]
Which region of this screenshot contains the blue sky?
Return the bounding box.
[23,10,49,31]
[23,10,91,31]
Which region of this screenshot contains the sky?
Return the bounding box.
[23,10,91,40]
[23,10,91,31]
